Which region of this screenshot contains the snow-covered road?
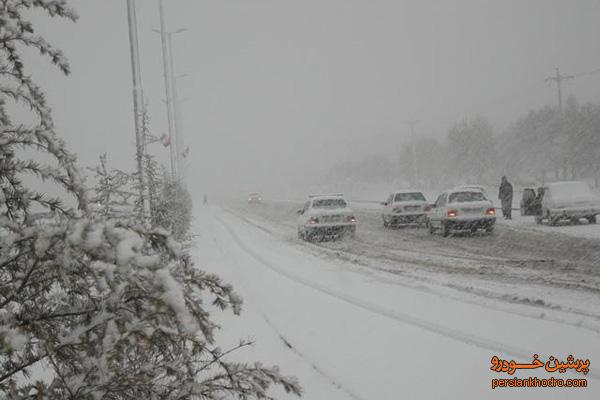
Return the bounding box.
[192,205,599,399]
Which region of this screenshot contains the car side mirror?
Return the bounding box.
[296,209,303,215]
[381,202,388,206]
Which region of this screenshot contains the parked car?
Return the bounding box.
[247,193,262,204]
[297,194,356,241]
[531,181,600,225]
[427,189,496,236]
[381,190,428,227]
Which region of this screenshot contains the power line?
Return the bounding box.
[545,67,574,113]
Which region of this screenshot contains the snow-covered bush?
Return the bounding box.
[152,175,193,241]
[1,2,301,398]
[89,154,137,219]
[1,218,300,399]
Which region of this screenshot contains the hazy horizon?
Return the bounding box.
[22,0,600,198]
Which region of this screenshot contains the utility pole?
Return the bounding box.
[405,119,419,187]
[126,0,150,219]
[158,0,177,180]
[545,67,573,113]
[167,29,187,180]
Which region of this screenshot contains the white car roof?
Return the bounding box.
[308,194,344,200]
[448,188,487,195]
[454,185,486,191]
[392,189,424,194]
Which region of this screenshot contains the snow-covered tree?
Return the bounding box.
[152,173,193,242]
[89,154,136,219]
[446,116,497,184]
[1,2,301,399]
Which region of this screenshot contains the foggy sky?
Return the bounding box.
[26,0,600,198]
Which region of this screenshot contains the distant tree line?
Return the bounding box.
[327,96,600,189]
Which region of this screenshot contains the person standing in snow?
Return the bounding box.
[498,176,513,220]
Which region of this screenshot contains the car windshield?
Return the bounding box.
[312,198,347,208]
[394,192,426,202]
[449,191,486,203]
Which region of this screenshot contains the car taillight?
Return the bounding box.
[447,209,458,218]
[347,215,356,223]
[486,208,496,216]
[309,217,319,224]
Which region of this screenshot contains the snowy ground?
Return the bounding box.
[192,203,600,399]
[500,213,600,240]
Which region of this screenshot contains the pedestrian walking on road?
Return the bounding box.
[498,176,513,220]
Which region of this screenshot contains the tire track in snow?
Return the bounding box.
[226,207,600,331]
[216,212,600,382]
[261,314,367,400]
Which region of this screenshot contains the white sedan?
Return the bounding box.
[427,189,496,236]
[381,190,429,227]
[297,195,356,241]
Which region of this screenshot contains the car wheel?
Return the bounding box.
[588,216,597,224]
[442,222,450,237]
[382,215,389,228]
[546,211,556,226]
[535,215,543,225]
[297,229,304,240]
[428,220,436,235]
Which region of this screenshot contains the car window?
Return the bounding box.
[449,191,486,203]
[312,198,347,208]
[394,192,426,202]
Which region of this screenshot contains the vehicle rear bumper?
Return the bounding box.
[445,217,495,230]
[305,224,355,237]
[548,208,600,218]
[389,213,427,224]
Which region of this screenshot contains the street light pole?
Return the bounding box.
[158,0,177,180]
[167,29,188,180]
[126,0,150,219]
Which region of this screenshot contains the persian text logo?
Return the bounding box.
[490,354,589,390]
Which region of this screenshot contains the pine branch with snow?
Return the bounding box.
[1,2,301,399]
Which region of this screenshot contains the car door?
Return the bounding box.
[298,201,310,229]
[384,194,393,218]
[520,188,536,216]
